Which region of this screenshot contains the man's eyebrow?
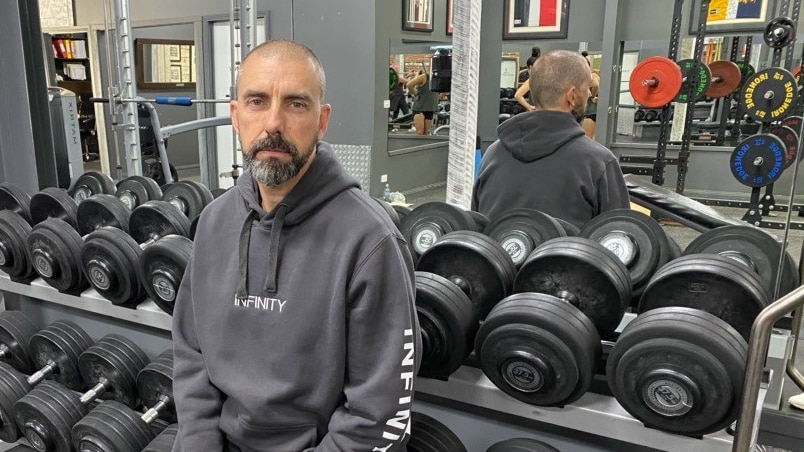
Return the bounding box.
[240,90,313,103]
[241,89,267,99]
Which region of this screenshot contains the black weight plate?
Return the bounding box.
[189,215,200,241]
[730,133,786,187]
[0,211,36,281]
[667,236,682,261]
[741,68,798,122]
[0,363,32,443]
[579,208,672,297]
[486,438,561,452]
[137,350,175,423]
[400,202,478,258]
[638,254,770,341]
[28,320,93,391]
[142,424,177,452]
[467,210,490,232]
[415,271,476,380]
[554,218,579,237]
[483,209,567,268]
[607,307,747,436]
[476,293,600,407]
[417,231,516,322]
[735,63,756,94]
[634,109,646,122]
[764,16,796,48]
[683,224,799,298]
[782,115,803,134]
[78,334,149,408]
[769,125,799,170]
[72,400,155,452]
[129,201,192,244]
[71,172,116,203]
[675,59,711,103]
[81,227,145,307]
[183,180,214,207]
[373,197,400,229]
[138,235,193,315]
[115,176,163,211]
[393,205,412,225]
[0,311,37,374]
[514,237,631,339]
[27,218,87,293]
[14,380,88,452]
[0,183,32,224]
[162,182,205,220]
[408,411,467,452]
[29,188,78,228]
[644,110,658,122]
[76,194,131,236]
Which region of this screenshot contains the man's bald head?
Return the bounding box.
[237,40,327,102]
[529,50,592,110]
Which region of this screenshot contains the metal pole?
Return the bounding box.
[229,0,241,180]
[112,0,141,177]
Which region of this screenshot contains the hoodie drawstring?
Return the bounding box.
[263,204,287,293]
[236,211,256,301]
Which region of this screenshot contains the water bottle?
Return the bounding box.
[382,184,391,202]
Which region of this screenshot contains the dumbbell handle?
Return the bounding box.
[27,360,57,386]
[80,378,110,404]
[141,395,172,424]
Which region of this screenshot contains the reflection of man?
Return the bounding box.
[472,50,629,229]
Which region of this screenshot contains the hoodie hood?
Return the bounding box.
[497,110,585,163]
[234,142,360,296]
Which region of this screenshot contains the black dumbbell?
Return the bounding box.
[644,109,659,122]
[115,176,163,211]
[482,209,567,269]
[634,109,646,122]
[486,438,561,452]
[72,350,175,452]
[0,362,32,443]
[608,254,771,436]
[415,231,516,379]
[373,198,401,230]
[408,411,466,452]
[11,334,149,452]
[475,237,631,407]
[0,183,37,281]
[0,310,37,374]
[69,172,117,203]
[27,191,131,294]
[400,202,487,260]
[142,424,178,452]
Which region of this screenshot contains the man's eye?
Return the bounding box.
[290,101,306,109]
[248,98,263,106]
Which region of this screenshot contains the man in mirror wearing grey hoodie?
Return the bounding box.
[171,40,421,452]
[471,50,630,229]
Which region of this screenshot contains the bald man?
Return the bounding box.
[472,50,629,229]
[172,40,420,451]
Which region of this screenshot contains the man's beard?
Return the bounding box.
[572,96,587,124]
[242,135,314,187]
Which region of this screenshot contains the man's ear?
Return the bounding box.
[230,100,239,134]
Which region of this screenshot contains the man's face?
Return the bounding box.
[231,54,331,187]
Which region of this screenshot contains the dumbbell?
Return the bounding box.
[482,208,568,269]
[11,334,149,452]
[0,310,38,374]
[408,411,466,452]
[142,424,178,452]
[414,230,516,379]
[643,109,659,122]
[27,191,131,294]
[475,237,631,407]
[630,56,741,108]
[578,209,676,304]
[0,321,93,444]
[373,198,401,230]
[486,438,561,452]
[72,350,175,452]
[400,202,488,260]
[0,183,37,281]
[633,109,646,122]
[69,172,117,203]
[115,175,163,211]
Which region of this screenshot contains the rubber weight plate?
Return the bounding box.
[81,227,146,307]
[706,60,741,98]
[0,211,36,281]
[769,125,800,170]
[0,183,32,224]
[408,411,466,452]
[734,63,756,95]
[400,202,478,258]
[70,172,116,203]
[115,176,163,211]
[675,59,711,103]
[137,350,175,423]
[29,188,78,229]
[129,201,192,244]
[76,194,131,236]
[741,68,798,122]
[372,197,400,229]
[142,424,177,452]
[72,400,155,452]
[138,235,193,315]
[0,363,32,443]
[483,209,566,268]
[554,218,580,237]
[78,334,150,408]
[629,56,683,108]
[28,320,93,390]
[0,311,37,373]
[415,271,476,380]
[14,380,88,452]
[514,237,631,338]
[161,182,207,221]
[730,133,786,187]
[417,231,516,322]
[27,218,87,293]
[475,293,600,407]
[486,438,561,452]
[607,307,747,436]
[683,224,799,298]
[637,254,770,341]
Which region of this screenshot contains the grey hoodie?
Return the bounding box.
[471,110,630,228]
[172,143,421,452]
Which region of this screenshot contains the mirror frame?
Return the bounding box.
[134,38,196,90]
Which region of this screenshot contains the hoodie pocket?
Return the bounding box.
[236,418,317,451]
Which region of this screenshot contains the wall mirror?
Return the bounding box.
[135,38,196,90]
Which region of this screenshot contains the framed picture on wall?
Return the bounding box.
[403,0,434,32]
[503,0,570,40]
[447,0,454,35]
[689,0,776,34]
[168,45,181,62]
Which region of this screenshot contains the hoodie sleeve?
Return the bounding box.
[595,159,631,213]
[171,263,226,451]
[312,234,421,452]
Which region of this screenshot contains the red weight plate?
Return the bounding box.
[706,60,742,98]
[770,125,800,169]
[629,56,683,108]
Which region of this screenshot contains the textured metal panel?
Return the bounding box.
[330,144,371,193]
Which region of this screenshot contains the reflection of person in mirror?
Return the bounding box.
[172,39,420,452]
[390,64,410,120]
[514,56,539,112]
[472,50,629,229]
[407,68,440,135]
[581,51,600,139]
